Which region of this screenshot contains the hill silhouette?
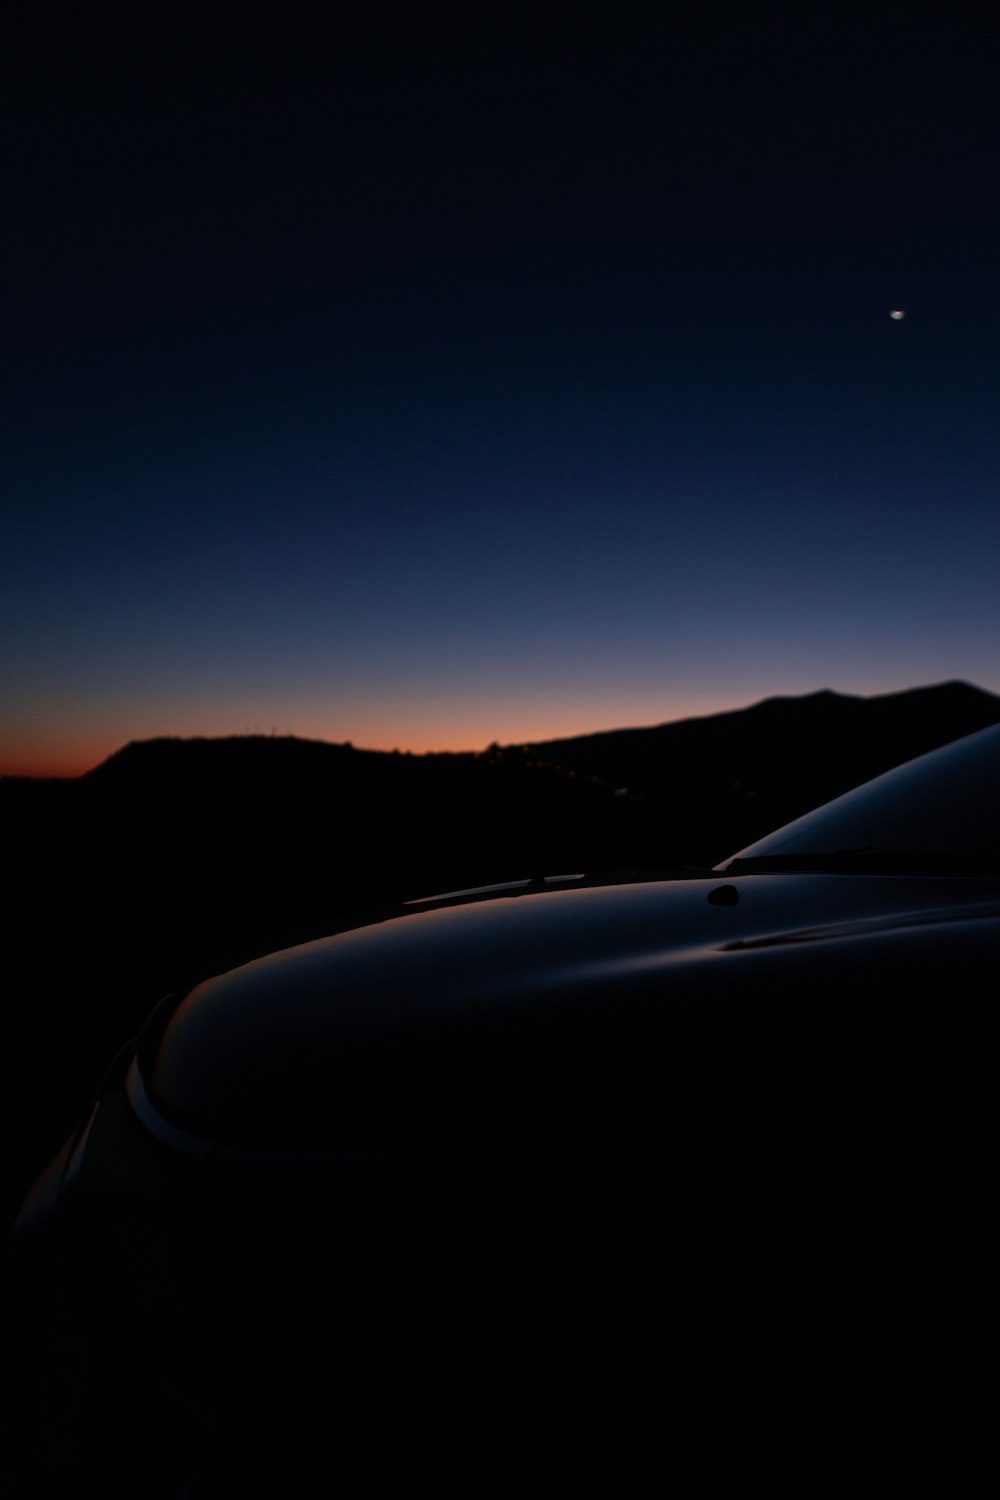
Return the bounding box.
[2,678,1000,1233]
[522,680,1000,862]
[526,681,1000,788]
[69,679,1000,870]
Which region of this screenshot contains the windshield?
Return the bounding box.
[719,721,1000,874]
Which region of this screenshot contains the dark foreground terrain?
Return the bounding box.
[4,680,1000,1490]
[4,680,999,1236]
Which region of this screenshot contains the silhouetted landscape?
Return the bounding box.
[8,3,999,1482]
[3,679,999,1232]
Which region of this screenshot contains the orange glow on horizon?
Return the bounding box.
[6,677,963,778]
[1,692,751,778]
[0,747,103,779]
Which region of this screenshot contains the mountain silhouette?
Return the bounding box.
[517,680,1000,860]
[76,678,1000,804]
[523,681,1000,796]
[8,680,1000,902]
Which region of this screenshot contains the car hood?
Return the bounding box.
[137,873,1000,1143]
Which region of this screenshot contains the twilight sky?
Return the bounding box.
[4,2,999,775]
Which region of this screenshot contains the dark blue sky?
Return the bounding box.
[4,2,999,773]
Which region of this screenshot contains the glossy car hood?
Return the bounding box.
[138,873,1000,1143]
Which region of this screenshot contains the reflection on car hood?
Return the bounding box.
[138,873,1000,1143]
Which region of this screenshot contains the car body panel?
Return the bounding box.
[137,872,1000,1148]
[724,717,1000,869]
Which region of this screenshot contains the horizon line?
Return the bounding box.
[2,678,993,782]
